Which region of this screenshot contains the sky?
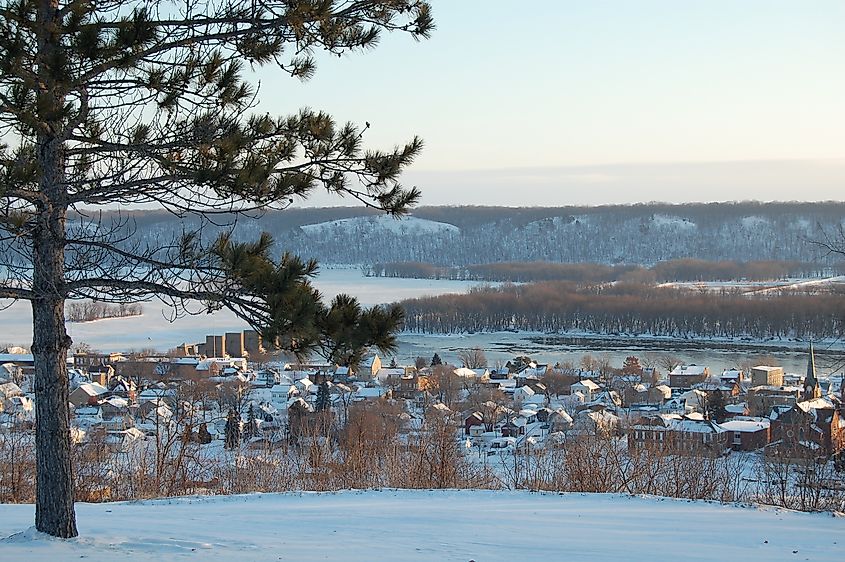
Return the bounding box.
[255,0,845,207]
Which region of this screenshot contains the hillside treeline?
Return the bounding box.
[400,282,845,339]
[65,301,143,323]
[368,259,830,283]
[102,202,845,267]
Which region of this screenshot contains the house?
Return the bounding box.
[69,382,109,408]
[0,363,23,385]
[351,386,388,402]
[570,379,600,402]
[453,367,489,380]
[719,417,771,451]
[73,405,104,426]
[270,383,295,404]
[629,413,729,455]
[0,394,34,427]
[137,386,177,407]
[87,364,115,387]
[99,396,133,430]
[103,427,146,453]
[464,412,484,435]
[571,405,619,436]
[720,369,744,385]
[513,385,536,402]
[546,409,573,432]
[622,384,671,407]
[359,354,382,381]
[0,381,23,401]
[668,365,710,389]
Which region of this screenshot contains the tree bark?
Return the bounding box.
[31,134,77,537]
[31,135,77,536]
[31,294,77,538]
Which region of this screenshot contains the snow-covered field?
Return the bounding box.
[0,268,491,351]
[1,490,841,561]
[0,490,845,562]
[658,276,845,294]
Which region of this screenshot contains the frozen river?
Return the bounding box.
[1,268,842,376]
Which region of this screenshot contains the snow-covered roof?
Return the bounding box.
[719,418,770,432]
[102,396,128,409]
[634,413,724,434]
[670,365,708,375]
[750,385,800,393]
[0,382,23,398]
[76,382,109,396]
[572,379,600,391]
[551,409,573,423]
[354,387,386,399]
[654,385,672,398]
[376,368,406,377]
[797,397,836,412]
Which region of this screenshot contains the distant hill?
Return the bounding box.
[103,202,845,266]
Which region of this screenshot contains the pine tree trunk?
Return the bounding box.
[31,113,78,538]
[31,295,77,538]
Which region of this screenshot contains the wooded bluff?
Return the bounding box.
[107,202,845,266]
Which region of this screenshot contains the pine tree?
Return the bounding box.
[243,404,258,441]
[431,353,443,367]
[707,391,728,423]
[197,423,212,445]
[317,294,405,369]
[621,356,643,376]
[224,409,241,450]
[316,381,331,412]
[0,0,432,537]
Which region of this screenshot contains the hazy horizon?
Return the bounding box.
[295,158,845,208]
[260,1,844,208]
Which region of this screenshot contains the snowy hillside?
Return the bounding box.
[110,203,845,266]
[1,490,842,561]
[300,214,460,236]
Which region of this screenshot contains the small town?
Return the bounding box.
[2,328,844,513]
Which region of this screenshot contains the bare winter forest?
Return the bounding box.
[91,202,845,267]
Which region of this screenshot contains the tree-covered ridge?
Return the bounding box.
[105,202,845,266]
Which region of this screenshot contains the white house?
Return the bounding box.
[513,385,536,402]
[571,379,600,402]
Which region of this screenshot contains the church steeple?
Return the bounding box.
[803,343,821,401]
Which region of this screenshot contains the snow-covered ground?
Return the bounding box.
[1,490,842,561]
[657,276,845,294]
[0,268,491,351]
